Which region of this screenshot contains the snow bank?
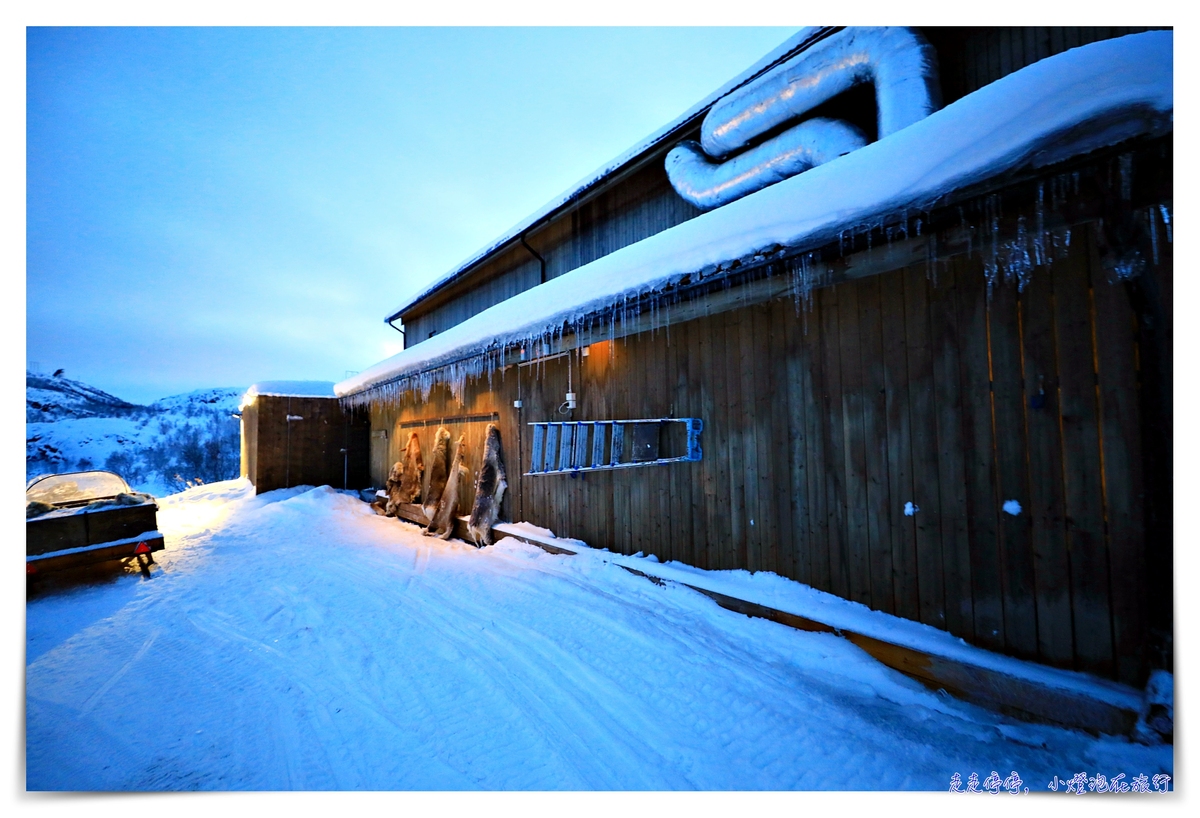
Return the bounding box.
[492,523,1144,712]
[340,31,1172,399]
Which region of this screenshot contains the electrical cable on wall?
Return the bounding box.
[557,349,577,415]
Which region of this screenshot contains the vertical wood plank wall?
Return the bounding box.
[370,379,521,526]
[927,27,1165,105]
[370,228,1168,686]
[247,396,372,494]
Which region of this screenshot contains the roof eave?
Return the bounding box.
[385,27,838,323]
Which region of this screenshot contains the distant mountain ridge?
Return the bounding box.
[26,371,144,422]
[26,372,246,496]
[147,387,242,414]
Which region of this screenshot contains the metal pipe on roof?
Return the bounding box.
[665,27,941,210]
[702,26,942,157]
[666,117,867,211]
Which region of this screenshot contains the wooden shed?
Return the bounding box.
[337,28,1172,688]
[239,381,371,494]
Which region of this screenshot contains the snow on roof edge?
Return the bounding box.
[340,31,1173,400]
[383,27,828,322]
[242,381,338,407]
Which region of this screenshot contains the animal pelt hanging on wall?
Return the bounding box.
[422,426,452,523]
[385,432,424,515]
[382,461,404,517]
[426,434,468,540]
[467,424,507,547]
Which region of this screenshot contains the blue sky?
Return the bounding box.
[26,27,795,403]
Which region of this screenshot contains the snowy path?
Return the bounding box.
[26,480,1171,790]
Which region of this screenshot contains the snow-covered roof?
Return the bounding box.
[384,27,829,322]
[242,381,337,408]
[339,31,1172,400]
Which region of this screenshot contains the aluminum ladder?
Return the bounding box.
[525,418,703,475]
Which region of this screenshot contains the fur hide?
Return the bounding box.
[422,426,452,522]
[383,460,404,517]
[467,423,507,547]
[426,433,467,540]
[385,432,424,515]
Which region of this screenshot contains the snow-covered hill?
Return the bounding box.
[26,372,245,497]
[26,371,141,423]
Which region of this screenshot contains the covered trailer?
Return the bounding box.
[26,470,164,577]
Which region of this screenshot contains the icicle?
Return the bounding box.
[1119,153,1134,201]
[924,232,936,284]
[1149,207,1160,266]
[1034,182,1046,267]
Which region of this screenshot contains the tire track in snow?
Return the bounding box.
[320,550,681,788]
[27,484,1175,790]
[79,628,160,715]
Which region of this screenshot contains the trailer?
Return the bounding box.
[26,471,164,578]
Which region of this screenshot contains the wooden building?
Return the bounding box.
[239,382,371,494]
[337,28,1172,688]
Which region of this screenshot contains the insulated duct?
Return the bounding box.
[667,26,942,210]
[666,117,867,211]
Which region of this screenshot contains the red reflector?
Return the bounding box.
[26,563,37,575]
[134,542,151,555]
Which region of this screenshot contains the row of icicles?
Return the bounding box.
[343,161,1171,410]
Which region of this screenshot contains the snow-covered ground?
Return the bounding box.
[25,479,1171,791]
